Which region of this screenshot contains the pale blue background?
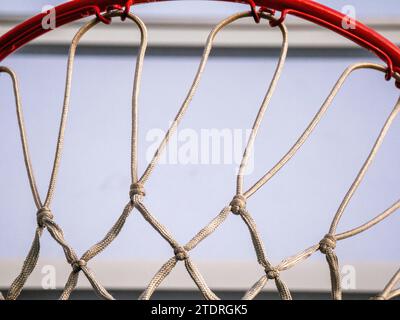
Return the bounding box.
[0,1,399,288]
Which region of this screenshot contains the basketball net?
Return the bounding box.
[0,9,399,300]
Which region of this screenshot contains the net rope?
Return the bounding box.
[0,10,399,300]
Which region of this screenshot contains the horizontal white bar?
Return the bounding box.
[0,16,399,49]
[0,259,397,293]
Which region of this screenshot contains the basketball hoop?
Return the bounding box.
[0,0,399,300]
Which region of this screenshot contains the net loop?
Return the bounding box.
[230,194,247,215]
[36,207,54,228]
[0,11,147,300]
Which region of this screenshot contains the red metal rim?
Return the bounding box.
[0,0,399,81]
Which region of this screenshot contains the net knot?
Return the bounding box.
[265,268,280,280]
[130,183,146,201]
[174,247,188,261]
[72,259,87,272]
[36,207,54,228]
[230,194,246,215]
[319,234,336,254]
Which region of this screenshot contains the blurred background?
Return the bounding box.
[0,0,399,299]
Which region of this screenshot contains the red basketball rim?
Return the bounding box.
[0,0,399,85]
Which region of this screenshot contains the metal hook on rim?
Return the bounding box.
[394,71,400,81]
[384,59,394,82]
[269,9,289,27]
[246,0,277,25]
[247,0,261,23]
[94,6,112,25]
[381,57,400,89]
[396,79,400,89]
[93,1,133,24]
[121,0,133,21]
